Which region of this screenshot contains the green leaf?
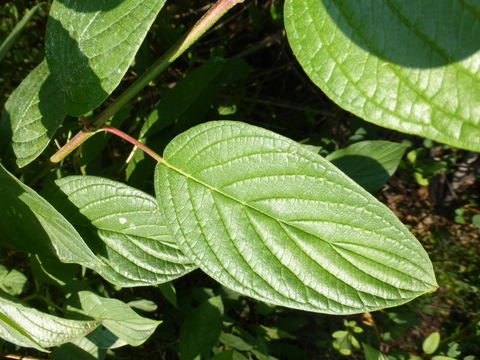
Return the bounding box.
[155,121,437,314]
[179,296,224,360]
[158,282,177,308]
[127,299,158,312]
[0,295,99,352]
[472,214,480,231]
[326,141,407,193]
[46,176,195,287]
[45,0,167,116]
[362,343,390,360]
[0,163,100,267]
[0,265,27,296]
[0,61,66,167]
[220,333,253,351]
[423,332,441,355]
[0,4,43,63]
[74,291,161,347]
[432,356,457,360]
[284,0,480,151]
[30,254,79,286]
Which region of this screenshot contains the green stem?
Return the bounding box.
[0,3,45,63]
[50,0,244,164]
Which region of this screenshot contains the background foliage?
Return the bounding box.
[0,0,479,359]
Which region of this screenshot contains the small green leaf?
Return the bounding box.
[179,296,224,360]
[127,299,158,312]
[284,0,480,151]
[423,332,441,355]
[472,214,480,231]
[0,295,99,352]
[45,0,167,115]
[29,254,79,286]
[0,265,27,296]
[432,356,457,360]
[0,163,100,267]
[158,282,177,308]
[46,176,195,287]
[362,343,390,360]
[326,141,407,193]
[155,121,437,314]
[220,333,253,351]
[75,291,161,347]
[0,61,66,167]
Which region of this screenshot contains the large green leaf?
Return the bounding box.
[326,140,407,193]
[0,295,99,352]
[284,0,480,151]
[73,291,161,347]
[46,176,195,287]
[45,0,167,116]
[155,121,437,314]
[0,163,100,267]
[0,61,66,167]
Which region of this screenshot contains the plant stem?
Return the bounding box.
[100,126,163,162]
[50,0,244,164]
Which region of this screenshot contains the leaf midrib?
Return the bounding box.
[158,155,432,288]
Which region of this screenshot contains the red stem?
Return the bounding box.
[99,126,162,163]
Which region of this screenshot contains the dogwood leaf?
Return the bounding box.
[0,295,99,352]
[284,0,480,151]
[47,176,195,287]
[155,121,437,314]
[45,0,167,115]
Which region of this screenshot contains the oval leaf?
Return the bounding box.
[284,0,480,151]
[1,61,66,167]
[423,332,441,355]
[46,176,195,287]
[45,0,167,116]
[155,121,437,314]
[0,295,99,352]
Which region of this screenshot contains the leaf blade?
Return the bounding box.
[46,176,195,287]
[0,296,99,352]
[284,0,480,151]
[1,61,66,167]
[45,0,167,115]
[155,121,437,314]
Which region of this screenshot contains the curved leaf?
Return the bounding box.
[0,296,99,352]
[75,291,161,347]
[0,163,100,267]
[326,140,407,193]
[284,0,480,151]
[47,176,195,287]
[45,0,167,116]
[155,121,437,314]
[1,61,66,167]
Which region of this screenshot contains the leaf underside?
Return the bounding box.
[49,176,195,287]
[155,121,437,314]
[0,162,98,265]
[284,0,480,151]
[0,296,99,352]
[1,61,66,167]
[45,0,167,116]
